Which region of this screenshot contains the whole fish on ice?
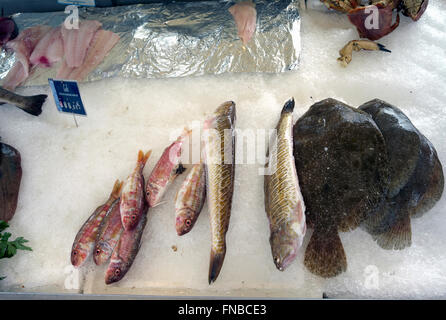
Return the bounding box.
[264,98,306,271]
[175,163,206,236]
[0,141,22,222]
[202,101,236,284]
[120,150,152,230]
[94,198,123,266]
[0,86,47,116]
[105,206,148,284]
[145,129,190,208]
[71,180,123,267]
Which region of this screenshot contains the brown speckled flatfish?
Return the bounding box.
[264,98,306,271]
[359,99,444,250]
[70,180,123,267]
[0,142,22,222]
[202,101,236,284]
[293,98,390,278]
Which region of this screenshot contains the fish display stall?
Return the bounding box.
[0,0,445,299]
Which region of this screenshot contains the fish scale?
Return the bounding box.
[264,98,306,271]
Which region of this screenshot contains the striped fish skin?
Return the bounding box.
[175,163,206,236]
[105,206,148,285]
[203,101,236,284]
[264,98,306,271]
[94,198,124,266]
[120,150,151,230]
[146,129,190,208]
[71,179,123,267]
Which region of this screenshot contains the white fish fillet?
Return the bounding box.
[61,20,102,68]
[67,30,120,81]
[29,26,64,68]
[2,25,51,90]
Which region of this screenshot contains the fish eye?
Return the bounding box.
[72,250,77,256]
[131,215,137,221]
[96,249,101,255]
[185,219,191,226]
[115,269,121,276]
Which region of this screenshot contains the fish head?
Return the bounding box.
[175,209,197,236]
[105,259,125,285]
[93,242,113,266]
[70,242,90,267]
[122,213,139,230]
[270,226,300,271]
[145,183,160,207]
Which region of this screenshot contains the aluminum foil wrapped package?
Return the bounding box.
[0,0,300,86]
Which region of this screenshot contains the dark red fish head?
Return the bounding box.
[0,17,18,46]
[175,209,197,236]
[105,260,126,285]
[269,226,301,271]
[70,244,89,267]
[347,3,400,41]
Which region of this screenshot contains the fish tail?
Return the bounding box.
[373,215,412,250]
[281,97,295,115]
[304,229,347,278]
[208,247,226,284]
[110,179,123,200]
[138,150,152,167]
[19,94,47,116]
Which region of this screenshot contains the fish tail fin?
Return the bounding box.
[138,150,152,167]
[373,215,412,250]
[304,229,347,278]
[19,94,47,116]
[281,98,295,115]
[110,179,123,200]
[377,43,391,53]
[208,247,226,284]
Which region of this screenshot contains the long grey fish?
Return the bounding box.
[264,98,306,271]
[202,101,236,284]
[0,86,47,116]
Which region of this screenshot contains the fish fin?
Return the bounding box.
[152,200,167,208]
[175,163,187,175]
[377,43,391,53]
[138,150,152,166]
[19,94,47,116]
[304,229,347,278]
[182,127,193,138]
[281,98,294,114]
[208,248,226,284]
[373,215,412,250]
[110,179,123,200]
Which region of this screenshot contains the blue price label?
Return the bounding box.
[49,79,87,116]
